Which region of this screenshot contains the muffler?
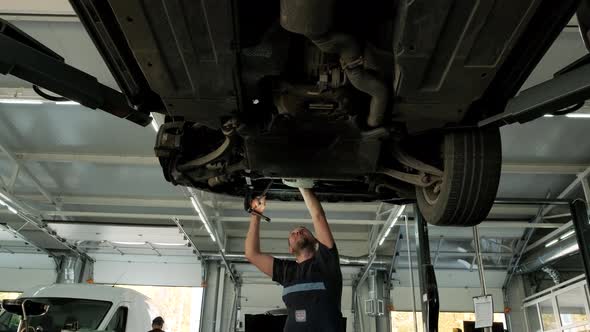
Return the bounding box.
[279,0,390,128]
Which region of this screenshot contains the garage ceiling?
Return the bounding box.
[0,2,589,284]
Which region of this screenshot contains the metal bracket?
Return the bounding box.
[479,57,590,128]
[378,168,441,187]
[570,199,590,286]
[0,19,151,126]
[415,205,440,331]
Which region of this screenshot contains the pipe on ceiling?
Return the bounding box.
[200,251,391,266]
[516,236,579,274]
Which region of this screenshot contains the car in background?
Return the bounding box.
[0,284,160,332]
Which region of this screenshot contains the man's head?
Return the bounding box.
[288,226,317,255]
[152,316,164,330]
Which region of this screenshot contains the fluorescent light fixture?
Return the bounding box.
[111,241,146,245]
[545,239,559,247]
[378,205,406,246]
[0,99,43,104]
[543,114,554,117]
[383,227,391,239]
[457,259,475,269]
[190,197,200,213]
[566,113,590,118]
[189,196,217,242]
[55,101,79,105]
[151,119,159,132]
[6,205,17,214]
[560,230,575,240]
[153,242,186,246]
[0,193,12,203]
[0,198,5,206]
[558,243,579,256]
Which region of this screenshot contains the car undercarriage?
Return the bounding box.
[1,0,588,226]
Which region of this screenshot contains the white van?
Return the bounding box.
[0,284,160,332]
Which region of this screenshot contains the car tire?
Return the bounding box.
[416,128,502,226]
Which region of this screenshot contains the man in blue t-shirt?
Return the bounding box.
[245,187,343,332]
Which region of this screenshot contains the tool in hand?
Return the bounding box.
[244,179,273,222]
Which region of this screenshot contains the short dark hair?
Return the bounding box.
[152,316,164,326]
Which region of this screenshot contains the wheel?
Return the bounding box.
[416,128,502,226]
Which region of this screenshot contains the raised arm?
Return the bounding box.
[299,188,335,248]
[244,197,273,277]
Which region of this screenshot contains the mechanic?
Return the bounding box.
[148,316,165,332]
[245,185,344,332]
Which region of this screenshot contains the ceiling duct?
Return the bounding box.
[516,236,579,274]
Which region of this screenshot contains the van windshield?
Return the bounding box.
[0,298,111,332]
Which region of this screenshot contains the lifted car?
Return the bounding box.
[0,0,587,226]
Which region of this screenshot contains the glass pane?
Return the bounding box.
[0,298,111,332]
[391,311,423,332]
[390,311,507,331]
[0,311,19,332]
[106,307,128,332]
[557,287,589,327]
[526,305,541,332]
[563,326,590,332]
[117,285,203,332]
[540,298,559,330]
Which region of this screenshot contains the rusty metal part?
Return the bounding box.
[377,168,441,187]
[422,185,441,205]
[392,146,443,177]
[177,136,231,171]
[208,175,229,187]
[278,0,390,128]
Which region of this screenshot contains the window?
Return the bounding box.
[116,285,203,332]
[523,279,590,331]
[105,307,128,332]
[0,310,20,332]
[557,288,589,327]
[0,298,111,332]
[540,298,559,330]
[0,293,20,302]
[390,311,506,331]
[562,326,590,332]
[525,304,541,332]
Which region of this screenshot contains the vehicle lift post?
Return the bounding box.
[414,205,439,331]
[570,199,590,287]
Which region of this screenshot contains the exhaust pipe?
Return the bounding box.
[280,0,390,128]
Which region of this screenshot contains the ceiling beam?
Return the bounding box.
[0,144,61,207]
[15,193,544,215]
[16,194,381,213]
[3,152,590,175]
[12,152,157,166]
[1,209,565,228]
[501,163,589,175]
[542,166,590,216]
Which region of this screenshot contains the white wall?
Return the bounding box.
[390,269,507,312]
[0,253,56,291]
[504,275,528,332]
[391,287,505,312]
[92,254,202,287]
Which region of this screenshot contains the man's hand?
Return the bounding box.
[299,188,335,248]
[245,197,273,277]
[250,196,266,214]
